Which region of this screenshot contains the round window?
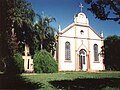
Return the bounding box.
[80,30,84,34]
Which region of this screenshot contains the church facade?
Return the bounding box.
[58,7,105,71]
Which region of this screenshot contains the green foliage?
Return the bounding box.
[4,53,24,74]
[85,0,120,24]
[13,53,24,73]
[34,14,56,53]
[14,0,35,56]
[104,35,120,70]
[14,0,35,27]
[33,50,58,73]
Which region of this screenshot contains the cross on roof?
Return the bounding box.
[79,3,83,12]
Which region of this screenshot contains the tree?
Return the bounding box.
[14,0,35,27]
[6,0,36,56]
[0,0,8,72]
[5,0,35,54]
[104,35,120,70]
[13,0,35,54]
[34,14,56,52]
[0,0,35,73]
[85,0,120,23]
[33,50,58,73]
[0,0,16,73]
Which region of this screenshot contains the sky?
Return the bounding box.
[27,0,120,38]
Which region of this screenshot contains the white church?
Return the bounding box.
[22,4,105,72]
[57,4,105,71]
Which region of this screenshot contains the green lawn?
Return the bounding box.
[0,71,120,89]
[22,71,120,90]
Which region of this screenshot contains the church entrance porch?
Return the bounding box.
[79,49,87,71]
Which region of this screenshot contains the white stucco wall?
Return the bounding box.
[22,56,34,72]
[89,39,104,70]
[58,35,76,71]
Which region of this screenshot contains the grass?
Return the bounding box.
[0,71,120,89]
[22,71,120,90]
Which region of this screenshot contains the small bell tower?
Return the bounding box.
[74,4,89,25]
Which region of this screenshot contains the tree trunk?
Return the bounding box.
[41,39,43,50]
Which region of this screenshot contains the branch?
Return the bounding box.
[106,17,120,21]
[109,1,120,16]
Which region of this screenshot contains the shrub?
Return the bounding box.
[33,50,58,73]
[13,53,24,73]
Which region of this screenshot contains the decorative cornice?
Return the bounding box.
[59,35,102,41]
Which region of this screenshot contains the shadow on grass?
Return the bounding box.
[49,78,120,90]
[0,74,43,89]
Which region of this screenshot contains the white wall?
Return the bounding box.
[59,36,76,71]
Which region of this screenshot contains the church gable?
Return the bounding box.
[60,23,75,37]
[60,23,102,40]
[59,17,101,40]
[58,3,102,40]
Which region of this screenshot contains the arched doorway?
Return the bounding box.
[79,49,87,71]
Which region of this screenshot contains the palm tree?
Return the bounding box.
[34,14,56,50]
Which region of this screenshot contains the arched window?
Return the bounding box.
[65,41,71,60]
[94,44,98,61]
